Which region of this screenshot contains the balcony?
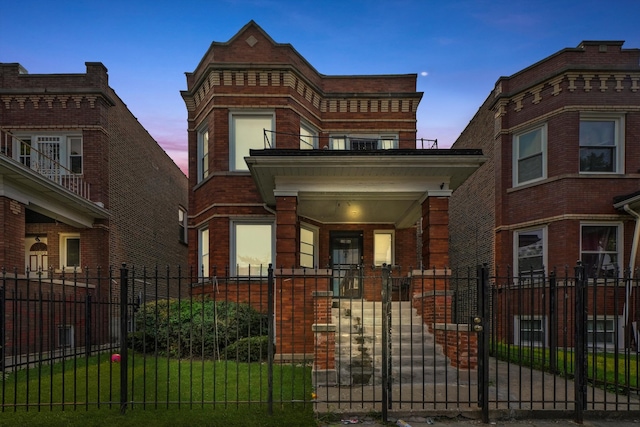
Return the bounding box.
[1,130,91,200]
[263,130,438,151]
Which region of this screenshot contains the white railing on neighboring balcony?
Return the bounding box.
[0,131,91,200]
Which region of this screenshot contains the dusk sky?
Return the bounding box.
[2,0,639,175]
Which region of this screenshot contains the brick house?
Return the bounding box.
[181,21,485,361]
[449,41,640,348]
[0,62,188,353]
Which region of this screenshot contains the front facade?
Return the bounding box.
[450,41,640,348]
[0,62,188,352]
[183,21,484,286]
[182,22,485,364]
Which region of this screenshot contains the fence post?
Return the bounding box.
[548,271,557,374]
[119,264,129,415]
[574,262,586,424]
[85,294,92,358]
[0,282,4,375]
[381,263,391,423]
[477,264,490,424]
[267,264,274,416]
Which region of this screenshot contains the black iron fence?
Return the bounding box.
[2,263,640,423]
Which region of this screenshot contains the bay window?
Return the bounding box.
[197,127,209,182]
[230,112,274,171]
[515,227,546,276]
[513,125,546,186]
[581,224,620,278]
[579,114,624,173]
[232,220,273,276]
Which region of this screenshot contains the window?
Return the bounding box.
[515,228,545,276]
[579,114,624,173]
[514,125,546,185]
[58,325,74,348]
[300,223,318,268]
[232,221,273,276]
[514,316,546,346]
[581,224,620,278]
[197,127,209,182]
[178,207,187,243]
[374,230,394,266]
[13,134,83,175]
[198,228,209,278]
[230,112,274,171]
[59,233,80,269]
[587,317,620,349]
[300,122,317,150]
[329,134,398,151]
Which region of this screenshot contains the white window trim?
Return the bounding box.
[374,229,395,267]
[513,226,547,276]
[580,222,622,278]
[300,222,319,269]
[514,315,547,346]
[197,126,209,183]
[579,113,625,174]
[178,206,188,244]
[198,227,209,279]
[229,111,275,171]
[587,315,623,350]
[230,218,274,276]
[512,124,547,187]
[12,132,83,175]
[300,121,318,150]
[59,233,81,272]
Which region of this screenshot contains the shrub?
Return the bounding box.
[222,335,272,363]
[128,297,268,359]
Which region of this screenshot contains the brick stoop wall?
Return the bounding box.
[412,270,478,369]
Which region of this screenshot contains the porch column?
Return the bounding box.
[274,191,298,269]
[421,190,452,269]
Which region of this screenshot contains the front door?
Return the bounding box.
[330,231,363,298]
[24,236,48,278]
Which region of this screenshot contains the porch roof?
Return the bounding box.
[246,148,485,229]
[0,156,109,228]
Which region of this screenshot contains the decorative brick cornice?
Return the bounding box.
[494,71,640,116]
[184,67,419,115]
[0,93,107,110]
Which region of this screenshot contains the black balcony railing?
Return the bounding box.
[263,129,437,150]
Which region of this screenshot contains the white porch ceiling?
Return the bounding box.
[246,150,485,229]
[0,157,109,228]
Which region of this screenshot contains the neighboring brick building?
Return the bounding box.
[181,21,485,360]
[449,41,640,348]
[0,62,188,352]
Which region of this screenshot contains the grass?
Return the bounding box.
[0,352,317,426]
[492,342,640,392]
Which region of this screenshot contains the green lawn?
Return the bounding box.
[0,353,317,426]
[492,342,640,392]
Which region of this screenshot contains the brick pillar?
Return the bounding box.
[275,193,298,268]
[312,290,337,386]
[0,197,26,269]
[422,192,451,269]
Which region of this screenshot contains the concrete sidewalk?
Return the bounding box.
[321,414,640,426]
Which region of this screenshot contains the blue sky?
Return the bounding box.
[2,0,639,174]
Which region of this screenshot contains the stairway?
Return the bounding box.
[333,300,456,386]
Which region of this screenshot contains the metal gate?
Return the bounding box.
[314,264,481,420]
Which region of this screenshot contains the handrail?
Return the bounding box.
[0,128,91,200]
[263,129,437,150]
